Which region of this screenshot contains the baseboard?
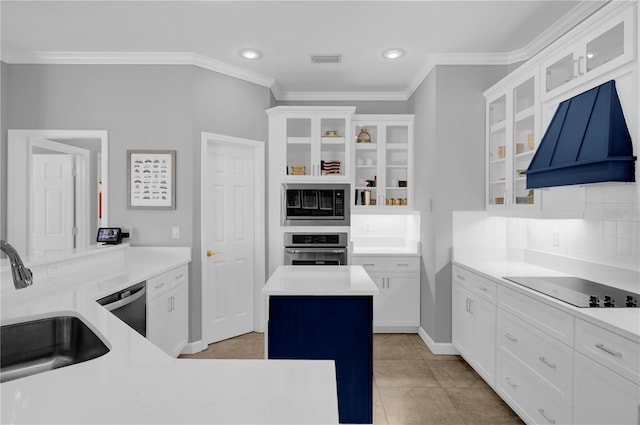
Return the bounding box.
[374,326,419,333]
[417,327,460,355]
[181,340,207,355]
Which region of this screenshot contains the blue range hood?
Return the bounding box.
[525,80,636,189]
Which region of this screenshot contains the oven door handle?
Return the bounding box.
[286,248,346,253]
[101,286,146,312]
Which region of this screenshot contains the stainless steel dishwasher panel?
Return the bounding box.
[97,281,147,337]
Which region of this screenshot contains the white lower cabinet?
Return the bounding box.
[454,262,639,425]
[498,350,573,425]
[573,352,640,425]
[452,266,496,387]
[573,319,640,425]
[147,265,189,357]
[352,255,419,331]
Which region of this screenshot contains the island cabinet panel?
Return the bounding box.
[267,295,373,424]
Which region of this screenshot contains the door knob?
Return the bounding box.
[206,250,221,257]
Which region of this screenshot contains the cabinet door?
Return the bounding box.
[167,283,189,357]
[147,293,170,353]
[386,274,419,327]
[384,124,411,208]
[452,283,473,359]
[352,116,414,211]
[354,123,382,206]
[370,274,387,328]
[469,295,496,387]
[573,352,640,425]
[542,5,635,101]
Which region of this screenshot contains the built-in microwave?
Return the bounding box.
[281,183,350,226]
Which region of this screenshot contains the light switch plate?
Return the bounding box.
[172,226,180,239]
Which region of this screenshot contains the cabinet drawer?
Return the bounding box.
[575,318,639,384]
[168,265,188,288]
[351,256,385,273]
[498,309,573,402]
[498,285,574,346]
[147,272,170,299]
[497,350,572,425]
[453,265,496,302]
[386,257,419,273]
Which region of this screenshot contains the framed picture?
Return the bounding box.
[127,150,176,209]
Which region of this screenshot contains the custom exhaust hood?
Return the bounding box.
[525,80,636,189]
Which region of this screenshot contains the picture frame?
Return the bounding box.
[127,150,176,209]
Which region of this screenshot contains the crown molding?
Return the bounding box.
[276,90,409,102]
[1,51,276,89]
[0,1,609,103]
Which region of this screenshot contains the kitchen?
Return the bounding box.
[1,1,639,424]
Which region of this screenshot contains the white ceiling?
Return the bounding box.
[1,1,607,100]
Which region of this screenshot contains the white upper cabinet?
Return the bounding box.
[267,106,355,182]
[484,1,636,218]
[352,115,414,211]
[486,72,540,212]
[541,4,635,101]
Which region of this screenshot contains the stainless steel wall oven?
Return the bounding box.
[284,232,348,266]
[282,183,350,226]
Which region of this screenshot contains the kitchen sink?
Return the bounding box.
[1,315,110,383]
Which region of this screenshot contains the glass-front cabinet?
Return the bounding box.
[541,5,635,101]
[268,106,355,182]
[352,115,414,211]
[486,74,539,210]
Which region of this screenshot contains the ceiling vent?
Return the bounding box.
[310,55,342,64]
[525,80,636,189]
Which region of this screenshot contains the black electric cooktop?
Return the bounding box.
[502,276,639,308]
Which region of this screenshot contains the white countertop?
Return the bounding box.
[454,258,640,342]
[1,247,339,424]
[263,265,379,296]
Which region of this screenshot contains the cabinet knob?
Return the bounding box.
[206,250,222,257]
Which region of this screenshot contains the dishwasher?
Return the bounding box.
[97,281,147,337]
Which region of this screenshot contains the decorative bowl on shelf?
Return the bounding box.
[323,130,339,137]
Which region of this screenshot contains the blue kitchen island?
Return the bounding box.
[263,265,379,424]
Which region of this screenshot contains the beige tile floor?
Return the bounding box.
[180,333,524,425]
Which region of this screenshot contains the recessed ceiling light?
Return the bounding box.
[383,49,404,60]
[240,49,261,60]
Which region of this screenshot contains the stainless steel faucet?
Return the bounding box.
[0,240,33,289]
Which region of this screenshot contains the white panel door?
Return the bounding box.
[31,154,74,258]
[204,142,255,344]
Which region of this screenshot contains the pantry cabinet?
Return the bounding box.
[451,265,496,387]
[351,115,414,211]
[351,255,419,331]
[147,264,189,357]
[266,106,355,182]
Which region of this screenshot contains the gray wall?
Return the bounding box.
[410,65,509,343]
[1,63,271,343]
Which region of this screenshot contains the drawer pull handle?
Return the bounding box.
[364,264,375,267]
[478,286,488,292]
[538,357,557,369]
[175,273,184,279]
[397,263,409,267]
[155,282,166,290]
[538,408,556,424]
[595,343,622,358]
[456,274,466,281]
[504,377,518,388]
[504,333,518,343]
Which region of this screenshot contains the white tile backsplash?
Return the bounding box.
[519,183,639,271]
